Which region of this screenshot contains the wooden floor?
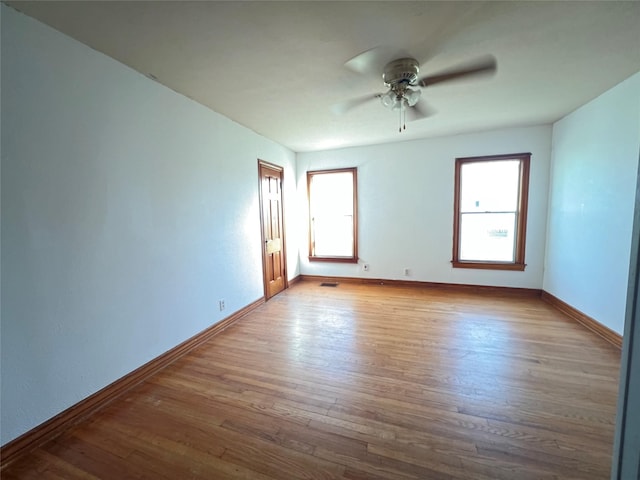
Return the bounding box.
[4,281,621,479]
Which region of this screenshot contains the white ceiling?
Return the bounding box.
[7,1,640,152]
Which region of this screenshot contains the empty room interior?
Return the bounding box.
[2,1,640,479]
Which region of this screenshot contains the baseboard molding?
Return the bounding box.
[299,274,542,297]
[0,296,265,471]
[541,290,622,349]
[288,274,302,287]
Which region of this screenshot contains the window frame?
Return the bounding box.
[307,167,358,263]
[452,152,531,271]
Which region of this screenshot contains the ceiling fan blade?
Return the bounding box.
[344,46,410,76]
[406,101,436,122]
[331,93,381,115]
[417,54,497,87]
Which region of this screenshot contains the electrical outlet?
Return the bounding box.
[404,268,411,276]
[218,299,225,311]
[362,263,370,272]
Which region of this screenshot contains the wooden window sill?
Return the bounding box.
[452,261,526,271]
[309,256,359,264]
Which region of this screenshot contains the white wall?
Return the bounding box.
[297,125,552,289]
[544,72,640,335]
[0,5,297,445]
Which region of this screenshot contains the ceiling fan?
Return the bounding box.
[333,48,497,132]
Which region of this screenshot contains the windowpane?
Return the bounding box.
[452,153,530,270]
[308,168,358,262]
[309,172,353,218]
[460,212,516,262]
[312,215,353,257]
[460,160,520,212]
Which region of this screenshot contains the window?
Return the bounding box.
[452,153,530,270]
[307,168,358,262]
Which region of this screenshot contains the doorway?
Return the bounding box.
[258,160,287,300]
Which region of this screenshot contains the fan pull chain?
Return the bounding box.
[398,100,406,132]
[403,104,406,131]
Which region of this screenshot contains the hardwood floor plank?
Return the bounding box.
[3,281,620,479]
[219,430,347,480]
[314,445,443,480]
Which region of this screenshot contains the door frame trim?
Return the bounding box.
[258,159,288,300]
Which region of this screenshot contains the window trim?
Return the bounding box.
[307,167,358,263]
[452,152,531,271]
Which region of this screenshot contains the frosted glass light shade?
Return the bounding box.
[380,91,397,108]
[405,88,421,106]
[391,99,405,111]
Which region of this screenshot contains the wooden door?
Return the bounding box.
[258,161,287,300]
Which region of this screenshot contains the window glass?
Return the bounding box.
[308,168,358,262]
[459,212,516,262]
[453,154,530,270]
[460,160,520,212]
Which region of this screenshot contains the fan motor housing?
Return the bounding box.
[382,58,420,86]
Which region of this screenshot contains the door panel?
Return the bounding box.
[259,161,287,300]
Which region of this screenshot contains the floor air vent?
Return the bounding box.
[320,282,339,287]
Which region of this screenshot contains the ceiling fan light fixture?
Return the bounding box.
[380,91,397,109]
[405,88,421,107]
[336,50,497,134]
